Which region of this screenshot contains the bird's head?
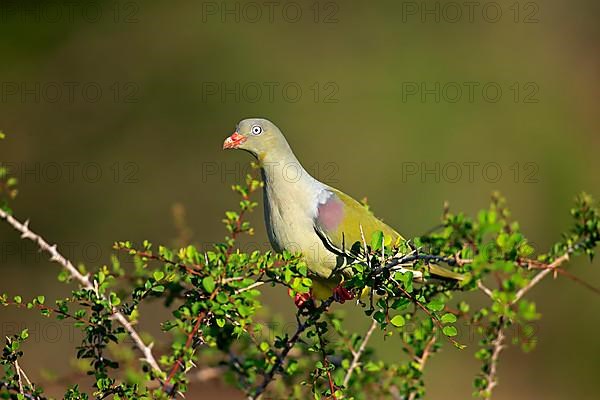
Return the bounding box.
[223,118,288,160]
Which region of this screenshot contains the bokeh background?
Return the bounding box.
[1,0,599,398]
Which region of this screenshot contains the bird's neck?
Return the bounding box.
[258,146,323,195]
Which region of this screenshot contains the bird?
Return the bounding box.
[223,118,464,304]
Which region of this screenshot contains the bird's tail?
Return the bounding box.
[427,263,466,282]
[391,262,466,282]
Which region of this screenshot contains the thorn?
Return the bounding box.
[20,231,35,240]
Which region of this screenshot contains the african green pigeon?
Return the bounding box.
[223,118,464,302]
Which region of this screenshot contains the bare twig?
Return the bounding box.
[16,359,33,388]
[0,209,163,375]
[14,359,24,394]
[343,318,378,387]
[8,354,38,398]
[476,250,575,399]
[406,331,438,400]
[479,251,587,304]
[235,280,266,294]
[479,321,506,398]
[477,281,495,299]
[415,332,437,372]
[513,253,570,304]
[113,313,161,373]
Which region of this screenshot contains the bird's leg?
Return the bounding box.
[333,284,353,304]
[288,288,313,308]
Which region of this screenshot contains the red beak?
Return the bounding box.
[223,132,247,149]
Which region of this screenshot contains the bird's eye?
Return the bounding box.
[251,125,263,136]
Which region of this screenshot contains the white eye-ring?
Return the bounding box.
[251,125,263,135]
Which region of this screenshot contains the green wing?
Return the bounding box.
[313,188,465,282]
[313,188,402,259]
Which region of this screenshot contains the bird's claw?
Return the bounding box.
[333,285,354,304]
[290,290,313,308]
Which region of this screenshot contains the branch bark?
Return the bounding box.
[406,331,437,400]
[479,321,506,398]
[474,252,573,399]
[0,209,163,375]
[513,253,570,304]
[342,318,378,388]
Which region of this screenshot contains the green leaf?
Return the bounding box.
[152,285,165,293]
[110,292,121,306]
[441,313,457,324]
[202,276,216,293]
[391,298,410,311]
[390,314,406,327]
[216,292,229,303]
[427,297,445,312]
[442,326,458,337]
[153,271,165,281]
[373,311,386,324]
[458,301,470,313]
[238,305,252,317]
[57,270,70,282]
[225,211,238,221]
[370,230,384,252]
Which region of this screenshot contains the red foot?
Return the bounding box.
[333,285,354,304]
[289,289,312,308]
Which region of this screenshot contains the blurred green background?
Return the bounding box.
[0,0,599,398]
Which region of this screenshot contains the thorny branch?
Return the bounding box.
[513,253,571,304]
[1,166,597,400]
[475,248,582,398]
[406,331,437,400]
[342,318,378,387]
[0,209,163,375]
[479,321,506,398]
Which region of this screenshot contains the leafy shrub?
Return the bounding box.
[0,161,598,399]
